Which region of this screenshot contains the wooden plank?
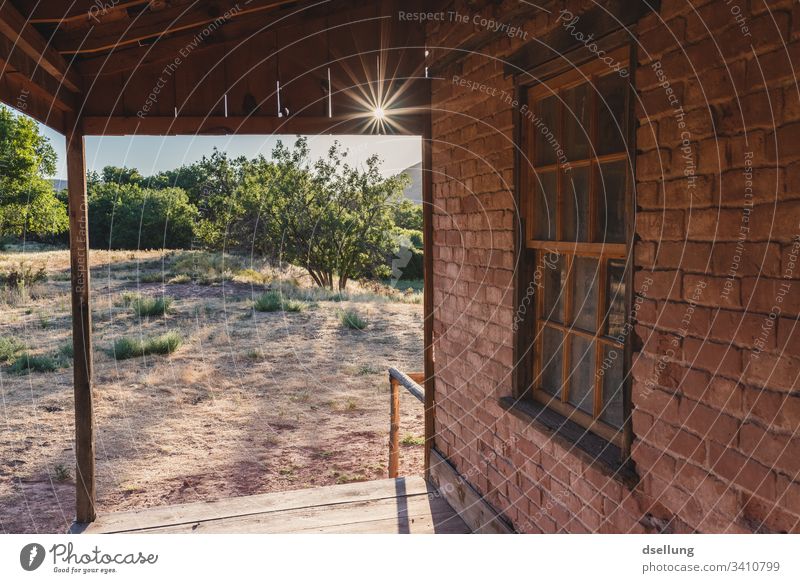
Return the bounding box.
[66,129,96,524]
[128,493,465,534]
[0,72,66,132]
[422,105,434,476]
[55,0,300,55]
[81,114,427,136]
[0,35,77,111]
[389,378,400,478]
[428,449,514,534]
[84,476,433,533]
[26,1,151,24]
[0,1,81,91]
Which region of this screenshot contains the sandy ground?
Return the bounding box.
[0,248,424,533]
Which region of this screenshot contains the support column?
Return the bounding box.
[422,108,435,477]
[66,128,95,524]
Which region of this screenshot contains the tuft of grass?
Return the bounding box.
[235,268,269,284]
[338,308,367,330]
[400,434,425,446]
[112,331,182,360]
[38,312,50,329]
[137,272,164,283]
[0,336,24,363]
[132,295,173,318]
[253,291,307,313]
[53,464,71,482]
[7,352,59,374]
[167,274,191,284]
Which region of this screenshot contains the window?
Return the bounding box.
[519,48,632,446]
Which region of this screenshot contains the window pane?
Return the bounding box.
[605,260,626,339]
[598,161,627,244]
[534,95,558,166]
[599,344,624,428]
[562,165,589,242]
[540,326,564,397]
[595,73,628,155]
[567,335,595,415]
[542,251,565,323]
[571,256,599,332]
[563,83,590,160]
[532,170,557,240]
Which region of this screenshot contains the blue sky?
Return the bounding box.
[38,123,421,180]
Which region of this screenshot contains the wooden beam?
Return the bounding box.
[81,114,427,136]
[422,102,435,476]
[428,449,514,534]
[0,69,66,132]
[0,1,81,92]
[66,128,96,524]
[55,0,301,55]
[388,377,400,478]
[0,35,77,112]
[27,0,152,24]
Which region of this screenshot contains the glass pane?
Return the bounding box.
[532,170,557,240]
[563,83,590,160]
[605,260,626,339]
[567,335,595,415]
[571,256,599,332]
[534,95,558,166]
[542,251,566,323]
[598,161,627,244]
[562,165,589,242]
[595,73,628,155]
[540,326,564,397]
[599,343,625,428]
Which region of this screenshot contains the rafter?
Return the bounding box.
[25,0,152,25]
[54,0,301,56]
[0,1,81,92]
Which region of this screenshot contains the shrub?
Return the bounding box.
[253,291,306,313]
[88,183,198,249]
[132,296,173,318]
[1,262,47,291]
[167,274,191,284]
[170,252,239,284]
[338,309,367,330]
[7,352,59,374]
[0,336,24,363]
[112,331,182,360]
[253,291,281,312]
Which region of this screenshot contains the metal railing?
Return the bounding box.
[387,368,424,478]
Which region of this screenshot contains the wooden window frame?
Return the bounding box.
[514,45,636,455]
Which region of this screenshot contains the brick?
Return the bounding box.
[709,309,775,350]
[679,398,739,444]
[682,336,742,376]
[744,350,800,392]
[686,208,749,241]
[683,274,740,308]
[708,442,776,500]
[738,422,800,475]
[636,210,685,241]
[654,241,711,271]
[710,241,782,277]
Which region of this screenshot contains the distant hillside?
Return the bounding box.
[50,179,68,192]
[401,162,422,204]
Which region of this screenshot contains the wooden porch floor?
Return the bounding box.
[78,476,470,534]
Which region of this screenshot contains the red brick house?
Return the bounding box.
[2,0,797,533]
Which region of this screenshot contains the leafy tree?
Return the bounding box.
[392,198,423,231]
[241,138,409,290]
[101,165,144,186]
[0,106,67,237]
[88,183,198,249]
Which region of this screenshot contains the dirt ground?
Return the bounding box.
[0,247,425,534]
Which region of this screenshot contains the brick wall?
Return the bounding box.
[426,0,800,533]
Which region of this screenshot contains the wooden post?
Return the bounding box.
[422,106,435,476]
[67,128,96,524]
[388,377,400,478]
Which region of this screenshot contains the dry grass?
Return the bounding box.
[0,246,424,533]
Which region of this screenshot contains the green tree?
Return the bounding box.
[88,183,198,249]
[101,165,144,186]
[0,106,67,238]
[244,138,409,290]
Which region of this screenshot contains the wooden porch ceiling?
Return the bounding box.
[1,0,435,135]
[77,477,471,534]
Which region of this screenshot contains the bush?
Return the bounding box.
[170,252,240,284]
[112,331,182,360]
[338,309,367,330]
[88,183,198,250]
[0,336,24,363]
[1,262,47,291]
[131,296,173,318]
[7,352,59,374]
[253,291,306,313]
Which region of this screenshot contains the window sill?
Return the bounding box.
[498,396,638,489]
